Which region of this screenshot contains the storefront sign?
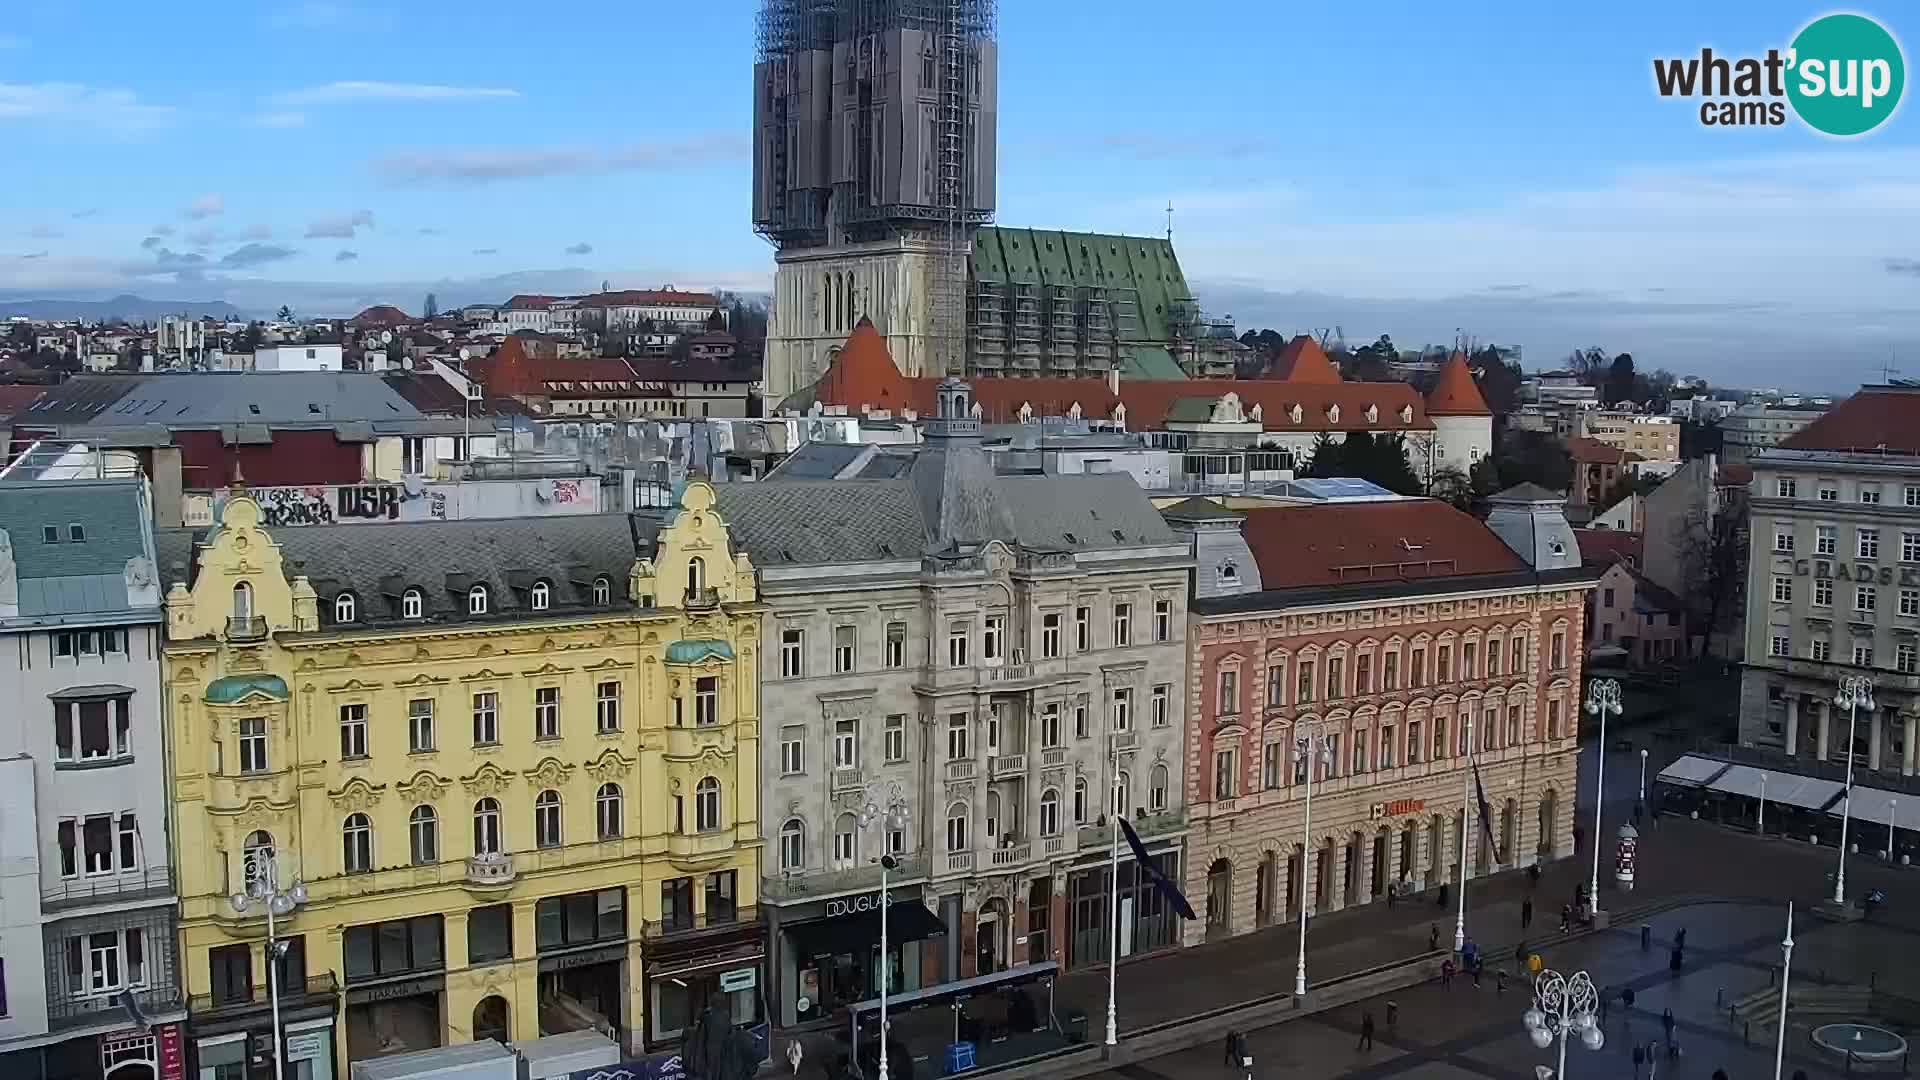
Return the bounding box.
[157,1023,185,1080]
[823,891,891,918]
[284,1032,328,1061]
[1370,798,1426,820]
[719,967,757,993]
[568,1053,685,1080]
[542,943,627,972]
[344,974,444,1004]
[1790,559,1919,586]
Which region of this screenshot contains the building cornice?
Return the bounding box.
[1191,566,1601,618]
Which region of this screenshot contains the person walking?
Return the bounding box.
[1358,1010,1376,1051]
[1471,958,1483,989]
[1496,968,1508,995]
[1223,1029,1249,1071]
[1661,1007,1676,1052]
[1675,927,1687,951]
[1429,924,1440,952]
[1386,1001,1399,1031]
[1521,896,1533,930]
[1441,958,1455,988]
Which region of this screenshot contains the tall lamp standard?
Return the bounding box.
[1105,726,1123,1047]
[1455,710,1474,953]
[1523,968,1604,1079]
[1583,679,1623,917]
[1832,675,1875,906]
[1773,902,1795,1080]
[857,782,911,1080]
[1293,725,1333,996]
[229,852,307,1080]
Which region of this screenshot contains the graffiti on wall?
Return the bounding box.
[188,477,599,528]
[257,486,335,527]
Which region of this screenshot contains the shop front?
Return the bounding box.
[1065,846,1182,970]
[640,921,766,1051]
[190,940,338,1080]
[768,888,949,1028]
[534,888,630,1045]
[341,914,448,1063]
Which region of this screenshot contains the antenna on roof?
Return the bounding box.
[1165,201,1174,244]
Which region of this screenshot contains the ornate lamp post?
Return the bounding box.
[1455,710,1474,952]
[1523,968,1604,1079]
[858,782,911,1080]
[1833,674,1875,906]
[1583,679,1623,918]
[1773,902,1795,1080]
[1293,724,1333,997]
[229,851,307,1080]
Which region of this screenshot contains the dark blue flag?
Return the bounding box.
[1472,760,1503,865]
[1119,817,1197,920]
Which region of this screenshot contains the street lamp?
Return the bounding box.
[1637,748,1648,805]
[1105,727,1123,1047]
[1523,968,1604,1079]
[1832,674,1875,906]
[1773,902,1795,1080]
[1583,679,1623,918]
[857,782,910,1080]
[1455,709,1474,953]
[1293,725,1333,997]
[229,850,307,1080]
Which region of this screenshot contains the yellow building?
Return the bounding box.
[156,483,764,1080]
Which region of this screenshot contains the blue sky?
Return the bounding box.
[3,0,1918,388]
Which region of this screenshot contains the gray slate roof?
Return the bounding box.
[0,478,154,619]
[157,513,656,628]
[20,372,424,428]
[1490,482,1566,504]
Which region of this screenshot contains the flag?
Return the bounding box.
[1472,759,1503,865]
[1119,818,1198,921]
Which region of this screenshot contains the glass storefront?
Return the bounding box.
[535,888,628,1042]
[775,897,946,1026]
[649,960,763,1043]
[1066,851,1180,969]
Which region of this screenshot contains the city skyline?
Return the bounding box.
[2,0,1917,388]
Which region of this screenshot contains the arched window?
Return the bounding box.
[473,996,510,1045]
[334,592,356,624]
[342,813,373,874]
[467,584,490,615]
[1039,788,1061,837]
[409,806,438,865]
[833,812,857,866]
[534,790,562,848]
[1112,770,1131,819]
[242,830,274,879]
[1150,764,1170,812]
[694,777,721,832]
[596,783,623,840]
[592,576,612,605]
[1072,778,1089,825]
[530,581,550,612]
[402,588,424,619]
[231,581,253,620]
[945,801,969,853]
[473,798,502,856]
[688,557,706,596]
[779,818,805,871]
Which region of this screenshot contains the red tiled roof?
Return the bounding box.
[1426,351,1492,417]
[470,337,752,400]
[1239,500,1528,588]
[819,318,911,411]
[1716,463,1753,487]
[1573,528,1642,567]
[0,384,47,418]
[1260,335,1342,384]
[1567,436,1635,465]
[1779,386,1920,454]
[349,304,412,327]
[504,294,562,310]
[577,289,720,309]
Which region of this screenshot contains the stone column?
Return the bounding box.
[1904,712,1917,777]
[1785,695,1800,756]
[1817,700,1832,760]
[1870,707,1885,773]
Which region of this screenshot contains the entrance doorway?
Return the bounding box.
[1344,833,1363,906]
[1285,846,1302,918]
[976,900,1005,975]
[474,995,510,1043]
[1400,823,1416,886]
[1205,859,1233,940]
[1501,799,1518,867]
[1027,878,1050,965]
[1255,852,1276,926]
[1370,830,1389,898]
[1538,790,1558,857]
[1428,815,1445,881]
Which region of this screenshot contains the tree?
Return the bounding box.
[1304,431,1423,495]
[1468,346,1523,415]
[1431,466,1474,510]
[276,305,293,322]
[1604,353,1636,406]
[1488,429,1573,494]
[423,293,439,319]
[1674,498,1747,658]
[1569,346,1609,385]
[240,321,265,351]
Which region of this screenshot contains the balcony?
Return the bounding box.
[48,983,185,1032]
[988,753,1027,779]
[1043,835,1071,856]
[226,616,268,641]
[945,851,976,873]
[762,857,928,903]
[1111,732,1139,752]
[982,663,1035,685]
[640,906,756,943]
[1779,657,1920,696]
[465,852,515,890]
[1076,808,1187,851]
[667,828,739,862]
[945,759,978,781]
[831,768,864,794]
[1042,748,1067,768]
[41,866,174,912]
[189,973,338,1019]
[989,842,1032,867]
[685,586,720,610]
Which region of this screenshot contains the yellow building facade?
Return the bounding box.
[158,483,764,1080]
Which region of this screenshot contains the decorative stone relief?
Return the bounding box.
[396,771,450,803]
[585,750,634,783]
[328,777,386,812]
[524,757,573,788]
[463,762,515,796]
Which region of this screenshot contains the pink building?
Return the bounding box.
[1590,559,1689,667]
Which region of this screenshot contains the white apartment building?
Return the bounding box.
[1579,410,1680,462]
[1722,403,1830,465]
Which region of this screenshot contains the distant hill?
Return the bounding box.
[0,294,247,322]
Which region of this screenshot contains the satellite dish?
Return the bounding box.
[380,330,394,344]
[458,346,470,361]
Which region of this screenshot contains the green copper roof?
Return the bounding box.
[1120,345,1187,380]
[972,227,1194,343]
[204,674,290,704]
[665,639,734,664]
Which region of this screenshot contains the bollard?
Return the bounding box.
[1717,987,1725,1007]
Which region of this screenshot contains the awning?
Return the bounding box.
[1655,754,1730,788]
[850,960,1060,1017]
[1708,765,1844,811]
[1827,786,1920,830]
[785,901,947,960]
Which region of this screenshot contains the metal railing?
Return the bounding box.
[226,616,268,640]
[49,984,185,1031]
[41,866,174,911]
[989,842,1031,867]
[641,906,753,941]
[685,586,720,608]
[189,973,338,1016]
[761,857,928,902]
[988,753,1027,778]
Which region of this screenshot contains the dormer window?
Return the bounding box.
[68,523,85,542]
[592,577,612,605]
[334,593,357,624]
[1218,562,1239,585]
[467,584,490,615]
[402,588,424,619]
[530,581,551,611]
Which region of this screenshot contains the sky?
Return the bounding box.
[3,0,1918,390]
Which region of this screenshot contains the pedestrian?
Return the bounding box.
[1560,905,1571,934]
[1441,958,1455,988]
[1712,1070,1729,1080]
[1386,1001,1399,1030]
[1528,863,1541,887]
[1514,941,1527,972]
[1437,882,1449,908]
[1387,885,1397,908]
[1670,946,1683,972]
[1472,958,1483,989]
[1358,1010,1376,1051]
[1599,990,1610,1026]
[1496,968,1508,995]
[1632,1043,1645,1078]
[1622,986,1636,1012]
[1223,1029,1242,1068]
[1675,927,1687,951]
[1521,896,1533,930]
[1662,1008,1675,1043]
[1429,924,1440,951]
[1641,923,1652,950]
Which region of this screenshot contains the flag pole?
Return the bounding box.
[1105,731,1120,1046]
[1455,711,1471,952]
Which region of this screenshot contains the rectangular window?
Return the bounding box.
[1075,606,1091,652]
[1511,637,1525,673]
[1854,644,1874,667]
[472,692,498,745]
[833,719,858,769]
[946,713,969,759]
[885,621,907,667]
[780,628,805,678]
[596,682,621,733]
[1041,613,1062,659]
[1154,597,1172,642]
[833,625,856,673]
[1550,633,1566,670]
[1857,586,1878,614]
[1217,669,1238,715]
[885,714,907,762]
[1350,730,1368,775]
[1326,657,1344,700]
[1820,485,1839,502]
[947,622,969,667]
[1437,645,1452,683]
[81,815,113,874]
[1812,639,1832,662]
[534,687,560,739]
[345,915,448,981]
[779,727,804,775]
[694,677,717,726]
[408,699,434,753]
[1266,661,1286,706]
[1908,485,1920,508]
[983,616,1004,661]
[1860,528,1880,560]
[1378,725,1396,769]
[1041,703,1063,748]
[1407,720,1423,763]
[1151,684,1170,728]
[1899,643,1917,674]
[1325,733,1341,779]
[1074,698,1090,740]
[1770,634,1792,658]
[1486,642,1500,677]
[1773,576,1793,603]
[468,905,513,964]
[1410,648,1426,688]
[1548,700,1562,739]
[238,717,268,773]
[1815,579,1834,607]
[1774,526,1795,553]
[1507,705,1522,746]
[1384,651,1399,690]
[1112,603,1132,647]
[1213,749,1236,799]
[339,704,368,759]
[1861,485,1882,505]
[1817,526,1838,556]
[1264,741,1284,789]
[1905,532,1920,563]
[1902,589,1920,617]
[1461,642,1477,679]
[1112,687,1133,732]
[1297,661,1315,704]
[1776,477,1797,498]
[1355,653,1372,694]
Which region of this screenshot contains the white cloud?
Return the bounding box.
[370,135,741,184]
[184,193,224,220]
[256,111,307,129]
[272,81,519,106]
[305,210,374,238]
[0,82,174,133]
